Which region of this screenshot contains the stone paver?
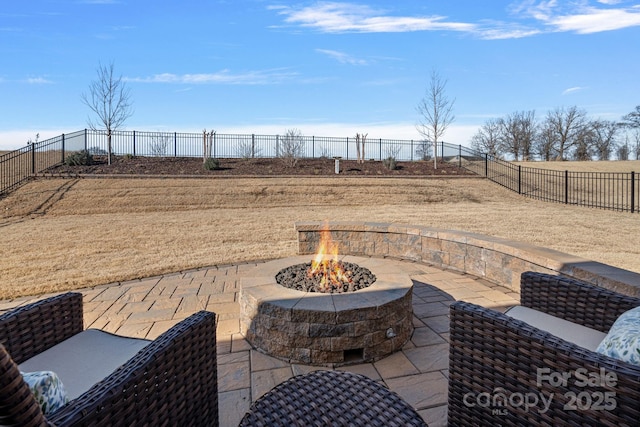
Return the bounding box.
[3,258,519,426]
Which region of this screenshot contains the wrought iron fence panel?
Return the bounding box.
[1,129,638,213]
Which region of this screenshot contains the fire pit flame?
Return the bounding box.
[308,225,351,292]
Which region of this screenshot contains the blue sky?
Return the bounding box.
[1,0,639,150]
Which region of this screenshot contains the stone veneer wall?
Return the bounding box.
[296,221,640,297]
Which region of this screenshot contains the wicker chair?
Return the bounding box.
[0,292,218,426]
[448,271,640,426]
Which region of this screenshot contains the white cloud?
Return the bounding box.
[475,24,541,39]
[25,77,53,84]
[548,6,640,33]
[126,69,298,85]
[271,2,640,38]
[271,2,476,34]
[316,49,368,65]
[514,1,640,33]
[562,86,586,95]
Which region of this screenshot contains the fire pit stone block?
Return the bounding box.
[240,255,414,366]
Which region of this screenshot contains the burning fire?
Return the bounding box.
[308,224,352,292]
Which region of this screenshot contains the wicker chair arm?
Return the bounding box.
[448,301,640,427]
[0,293,83,364]
[0,344,49,427]
[47,310,218,427]
[520,272,640,332]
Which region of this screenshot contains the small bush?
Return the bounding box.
[236,140,260,159]
[203,157,220,170]
[65,150,94,166]
[278,128,304,167]
[383,156,397,170]
[383,145,401,170]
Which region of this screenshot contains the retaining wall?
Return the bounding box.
[296,221,640,297]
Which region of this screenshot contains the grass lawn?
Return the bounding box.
[1,174,639,300]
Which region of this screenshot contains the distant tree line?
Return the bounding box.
[470,105,640,161]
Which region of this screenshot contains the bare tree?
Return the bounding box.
[416,69,455,169]
[150,132,170,157]
[278,128,305,167]
[203,129,215,162]
[81,62,133,164]
[497,110,536,161]
[470,119,502,158]
[355,133,367,164]
[617,138,630,160]
[633,130,640,160]
[621,105,640,129]
[535,121,558,161]
[543,106,587,160]
[589,119,619,161]
[572,135,593,161]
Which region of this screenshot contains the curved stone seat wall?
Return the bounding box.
[295,221,640,297]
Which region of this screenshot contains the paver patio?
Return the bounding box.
[1,258,519,426]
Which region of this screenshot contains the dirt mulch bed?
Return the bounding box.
[46,156,475,177]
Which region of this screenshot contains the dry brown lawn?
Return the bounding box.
[513,160,640,172]
[1,176,639,300]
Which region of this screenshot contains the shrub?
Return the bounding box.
[65,150,94,166]
[278,128,304,167]
[150,133,170,157]
[203,157,220,170]
[383,156,397,170]
[383,145,401,170]
[235,139,261,159]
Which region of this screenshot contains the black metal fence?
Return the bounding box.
[80,129,438,161]
[0,131,82,197]
[462,154,640,213]
[1,129,638,213]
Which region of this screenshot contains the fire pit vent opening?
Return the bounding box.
[343,348,364,363]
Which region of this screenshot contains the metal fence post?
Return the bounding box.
[31,142,35,174]
[312,136,315,158]
[133,130,136,157]
[410,140,413,161]
[346,137,349,160]
[458,145,461,168]
[379,138,382,161]
[172,132,176,157]
[61,134,65,164]
[84,128,88,151]
[485,154,488,177]
[631,171,636,213]
[518,165,522,194]
[252,134,255,158]
[564,170,569,204]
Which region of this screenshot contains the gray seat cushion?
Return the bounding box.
[19,329,150,400]
[505,305,607,352]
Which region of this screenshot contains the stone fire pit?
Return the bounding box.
[239,255,414,366]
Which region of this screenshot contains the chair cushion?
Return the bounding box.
[505,306,607,351]
[21,370,69,415]
[596,306,640,366]
[19,329,150,400]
